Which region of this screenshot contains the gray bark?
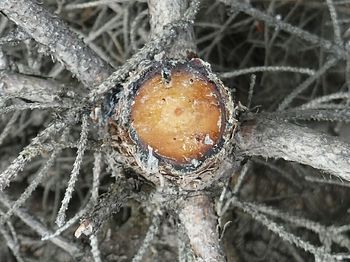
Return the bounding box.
[178,195,226,262]
[0,71,80,103]
[148,0,196,59]
[147,1,225,261]
[236,117,350,180]
[0,0,113,87]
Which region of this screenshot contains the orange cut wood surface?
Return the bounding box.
[131,70,223,163]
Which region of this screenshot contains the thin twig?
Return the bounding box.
[219,66,316,78]
[229,197,350,260]
[0,213,24,262]
[89,234,102,262]
[132,211,163,262]
[265,108,350,123]
[88,152,103,262]
[231,199,350,250]
[0,149,61,226]
[298,92,350,109]
[0,113,75,190]
[326,0,343,47]
[0,193,84,258]
[56,115,89,227]
[42,200,93,240]
[92,152,102,202]
[278,57,339,110]
[221,1,346,57]
[65,0,130,10]
[89,0,200,100]
[0,103,73,115]
[0,111,19,146]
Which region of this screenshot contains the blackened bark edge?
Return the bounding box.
[0,0,113,87]
[147,1,226,261]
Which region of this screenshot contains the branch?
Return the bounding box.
[0,110,78,190]
[89,0,199,99]
[220,0,346,58]
[0,193,83,258]
[147,0,197,59]
[236,116,350,180]
[146,2,226,261]
[0,71,81,103]
[0,0,113,87]
[178,194,225,261]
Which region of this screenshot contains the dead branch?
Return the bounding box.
[89,0,199,100]
[0,71,81,103]
[0,109,79,190]
[236,116,350,180]
[220,0,346,58]
[0,0,113,87]
[0,193,84,259]
[178,194,225,262]
[146,1,226,261]
[148,0,196,58]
